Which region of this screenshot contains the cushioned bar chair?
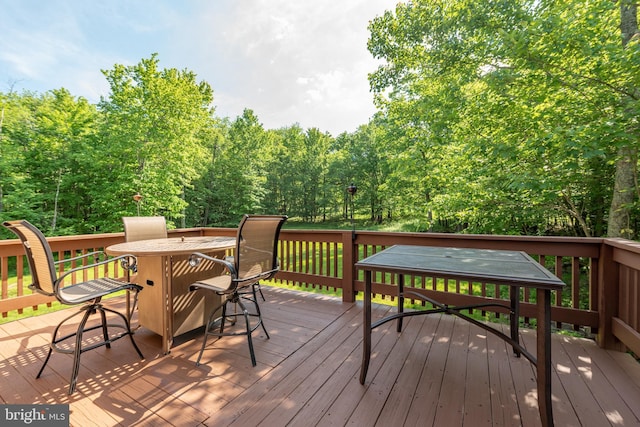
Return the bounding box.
[121,216,167,316]
[3,220,144,395]
[122,216,167,242]
[188,214,287,366]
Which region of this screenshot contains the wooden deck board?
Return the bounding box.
[568,334,640,424]
[555,333,625,426]
[499,329,542,427]
[486,324,522,427]
[463,319,492,426]
[255,308,365,426]
[536,330,603,426]
[222,302,380,427]
[374,313,439,427]
[0,287,639,426]
[433,317,470,426]
[350,315,427,426]
[404,314,451,427]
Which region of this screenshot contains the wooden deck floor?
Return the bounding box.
[1,286,639,426]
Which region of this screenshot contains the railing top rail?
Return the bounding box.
[604,237,640,254]
[1,227,607,256]
[350,229,604,244]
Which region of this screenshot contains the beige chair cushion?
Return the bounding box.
[192,275,232,293]
[123,216,167,242]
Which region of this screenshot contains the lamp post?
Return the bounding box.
[133,192,142,215]
[346,183,357,240]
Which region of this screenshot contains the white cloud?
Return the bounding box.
[191,0,393,134]
[0,0,396,135]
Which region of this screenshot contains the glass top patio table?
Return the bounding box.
[106,236,236,257]
[356,245,564,427]
[355,245,564,289]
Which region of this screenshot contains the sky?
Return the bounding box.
[0,0,397,136]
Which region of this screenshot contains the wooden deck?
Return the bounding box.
[1,286,639,426]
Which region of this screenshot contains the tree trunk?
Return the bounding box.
[52,169,62,232]
[607,1,639,238]
[608,146,636,238]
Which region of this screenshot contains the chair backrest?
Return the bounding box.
[3,220,58,296]
[234,215,287,282]
[122,216,167,242]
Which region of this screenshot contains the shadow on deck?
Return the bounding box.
[0,287,639,426]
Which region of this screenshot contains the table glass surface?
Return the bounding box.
[356,245,564,289]
[106,236,236,256]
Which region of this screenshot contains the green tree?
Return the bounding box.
[189,109,272,225]
[325,132,354,221]
[0,89,99,235]
[608,1,639,238]
[184,117,229,226]
[338,123,392,223]
[299,128,333,222]
[0,91,42,234]
[93,54,214,230]
[264,125,304,217]
[35,89,98,234]
[367,0,637,236]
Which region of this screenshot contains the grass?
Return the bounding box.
[265,279,587,336]
[282,216,417,231]
[267,274,594,339]
[0,258,128,325]
[1,219,592,339]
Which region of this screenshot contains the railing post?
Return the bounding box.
[342,230,356,302]
[597,241,619,349]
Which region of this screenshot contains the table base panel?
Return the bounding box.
[136,253,225,347]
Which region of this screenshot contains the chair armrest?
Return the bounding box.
[189,252,237,277]
[55,254,138,287]
[120,256,137,272]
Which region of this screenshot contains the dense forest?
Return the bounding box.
[1,0,639,239]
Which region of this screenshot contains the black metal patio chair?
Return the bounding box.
[3,220,144,394]
[188,214,287,366]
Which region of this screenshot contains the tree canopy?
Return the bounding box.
[368,0,639,236]
[1,2,640,239]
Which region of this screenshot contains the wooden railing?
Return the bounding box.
[1,227,639,356]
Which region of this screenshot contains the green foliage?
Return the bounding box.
[0,89,100,236]
[1,1,639,240]
[93,54,215,230]
[185,109,272,226]
[367,0,638,237]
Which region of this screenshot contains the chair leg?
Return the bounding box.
[68,307,93,395]
[195,292,268,367]
[126,289,131,321]
[37,307,86,379]
[227,299,238,325]
[126,289,140,323]
[102,306,144,359]
[196,302,225,366]
[100,307,111,349]
[221,302,229,334]
[237,299,257,366]
[195,316,212,367]
[38,302,144,395]
[36,348,53,379]
[251,286,270,339]
[255,283,265,301]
